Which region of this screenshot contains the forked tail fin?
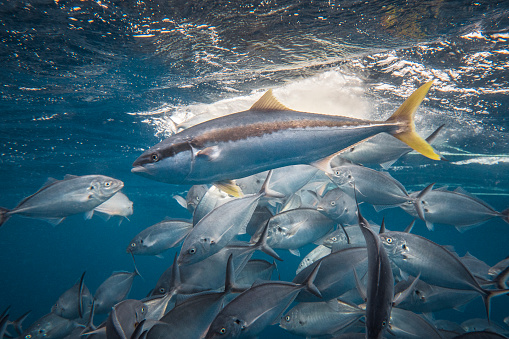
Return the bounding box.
[386,81,441,161]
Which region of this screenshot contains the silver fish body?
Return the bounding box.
[293,247,368,302]
[280,299,364,337]
[394,276,478,314]
[205,264,321,339]
[52,273,93,320]
[261,208,336,255]
[178,192,264,266]
[316,187,357,224]
[388,307,444,339]
[400,186,509,231]
[330,163,412,207]
[94,269,140,315]
[127,220,193,256]
[21,313,80,339]
[357,214,394,339]
[91,192,133,221]
[296,244,331,275]
[0,174,123,226]
[105,300,147,339]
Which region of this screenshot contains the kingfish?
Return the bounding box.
[315,187,357,225]
[0,174,123,227]
[132,82,440,185]
[388,307,444,339]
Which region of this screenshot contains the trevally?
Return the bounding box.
[400,186,509,231]
[178,171,282,266]
[280,299,364,337]
[132,82,440,185]
[127,219,193,257]
[88,192,133,224]
[0,174,123,227]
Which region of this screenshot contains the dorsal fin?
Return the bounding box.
[250,90,292,111]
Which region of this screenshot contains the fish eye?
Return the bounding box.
[334,170,340,175]
[104,181,111,187]
[330,201,335,206]
[25,336,31,339]
[331,237,337,242]
[151,153,159,162]
[89,185,95,190]
[382,320,387,327]
[402,244,407,250]
[189,248,196,254]
[285,315,291,322]
[131,243,136,247]
[159,287,165,293]
[386,237,393,244]
[220,328,226,334]
[141,307,146,313]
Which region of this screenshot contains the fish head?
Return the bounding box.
[279,309,305,331]
[206,314,245,339]
[91,176,124,200]
[322,230,347,248]
[329,167,354,187]
[127,237,144,254]
[131,142,194,184]
[178,237,212,266]
[379,233,408,257]
[366,312,390,339]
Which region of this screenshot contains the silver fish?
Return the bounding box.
[394,276,478,314]
[52,272,93,320]
[315,187,357,225]
[127,219,193,256]
[337,124,445,169]
[253,208,336,257]
[329,161,427,215]
[280,299,364,337]
[93,266,140,315]
[132,82,440,185]
[173,184,208,214]
[388,307,444,339]
[152,255,235,339]
[178,171,282,266]
[88,192,133,224]
[296,244,331,275]
[380,230,509,320]
[21,313,80,339]
[105,300,147,339]
[357,207,394,339]
[293,247,368,302]
[0,174,123,227]
[400,186,509,231]
[205,263,321,339]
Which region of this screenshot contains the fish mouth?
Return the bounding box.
[131,166,146,174]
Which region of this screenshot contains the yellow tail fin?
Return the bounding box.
[386,81,441,160]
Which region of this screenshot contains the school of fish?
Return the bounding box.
[1,81,509,339]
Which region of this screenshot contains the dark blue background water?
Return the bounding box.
[1,0,508,337]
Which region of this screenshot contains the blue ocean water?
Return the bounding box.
[1,0,508,338]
